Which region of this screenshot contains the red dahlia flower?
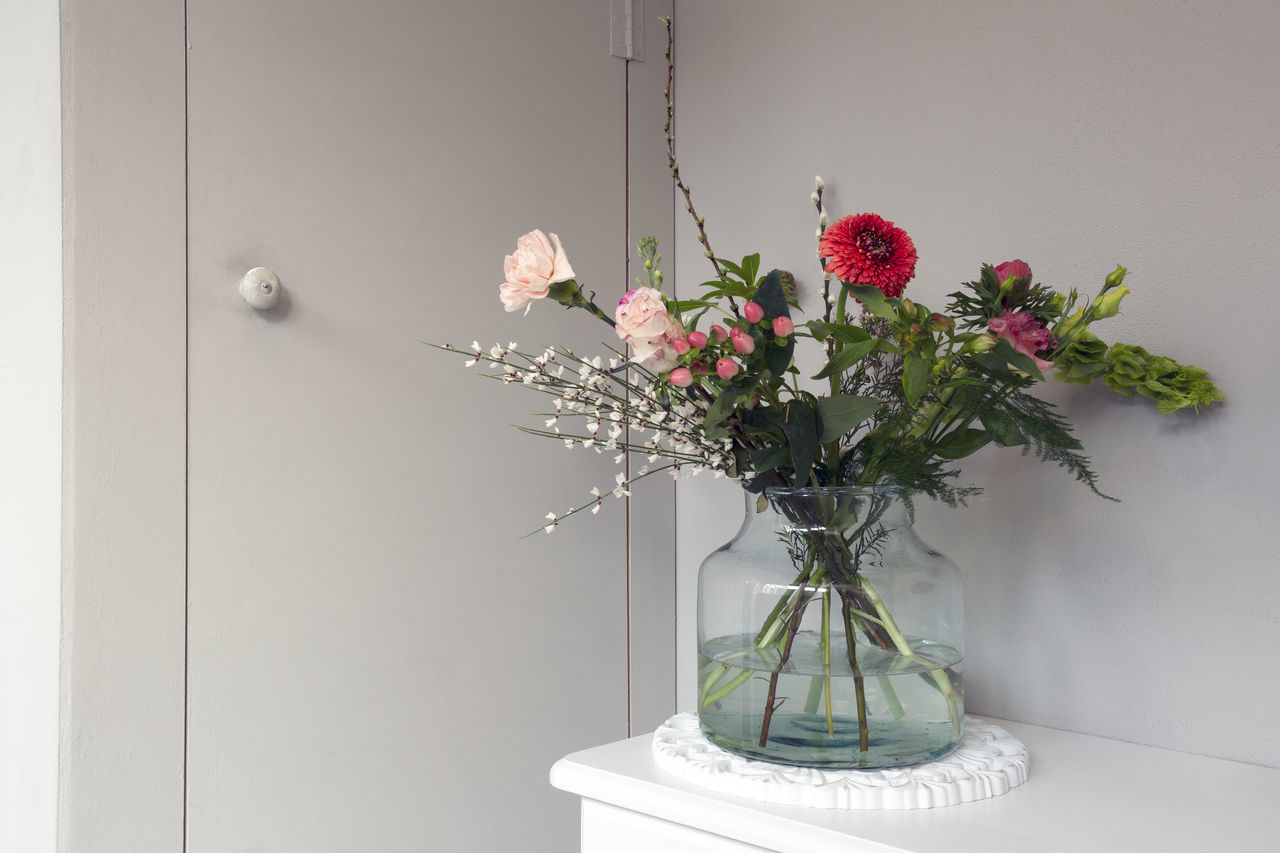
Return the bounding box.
[818,213,918,297]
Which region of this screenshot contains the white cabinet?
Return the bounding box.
[553,719,1280,852]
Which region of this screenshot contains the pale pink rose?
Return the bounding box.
[629,315,686,373]
[987,310,1054,370]
[499,230,576,313]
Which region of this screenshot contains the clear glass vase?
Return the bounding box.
[697,485,964,769]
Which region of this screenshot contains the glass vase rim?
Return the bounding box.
[762,484,901,498]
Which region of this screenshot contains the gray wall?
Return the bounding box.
[673,0,1280,767]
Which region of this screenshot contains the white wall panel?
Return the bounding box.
[0,2,62,850]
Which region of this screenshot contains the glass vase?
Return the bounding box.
[696,485,964,769]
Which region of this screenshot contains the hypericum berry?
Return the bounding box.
[743,302,765,323]
[730,329,756,355]
[668,367,694,387]
[686,330,708,349]
[773,316,794,338]
[716,358,740,380]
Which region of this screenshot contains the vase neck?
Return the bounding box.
[742,486,910,535]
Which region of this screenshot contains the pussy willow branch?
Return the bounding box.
[662,15,739,316]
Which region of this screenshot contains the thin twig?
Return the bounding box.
[661,15,738,316]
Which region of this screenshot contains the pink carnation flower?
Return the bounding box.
[987,310,1055,370]
[499,230,576,313]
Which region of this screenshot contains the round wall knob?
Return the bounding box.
[240,267,282,309]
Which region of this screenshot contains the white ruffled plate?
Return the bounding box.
[652,713,1029,810]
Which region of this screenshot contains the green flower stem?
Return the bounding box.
[878,676,907,720]
[699,654,755,712]
[758,580,819,747]
[822,588,834,738]
[857,574,961,737]
[840,596,871,752]
[803,675,825,715]
[754,552,820,649]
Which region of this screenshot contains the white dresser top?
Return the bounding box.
[551,718,1279,852]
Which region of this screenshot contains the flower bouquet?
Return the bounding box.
[428,18,1221,768]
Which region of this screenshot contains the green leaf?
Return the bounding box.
[844,284,897,320]
[972,338,1046,382]
[780,402,820,487]
[980,412,1025,447]
[750,445,790,474]
[810,338,877,380]
[739,405,784,436]
[699,279,753,300]
[934,428,993,460]
[816,395,880,443]
[701,390,743,439]
[902,352,934,407]
[701,375,761,439]
[764,336,795,380]
[671,298,717,313]
[740,254,761,287]
[715,258,744,279]
[753,270,790,320]
[805,321,871,344]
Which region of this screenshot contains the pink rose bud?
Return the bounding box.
[668,367,693,387]
[772,316,794,337]
[743,302,765,323]
[716,358,740,380]
[686,330,708,349]
[709,324,729,342]
[731,332,756,355]
[672,337,691,355]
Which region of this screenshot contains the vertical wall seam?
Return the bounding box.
[623,52,634,740]
[181,1,191,849]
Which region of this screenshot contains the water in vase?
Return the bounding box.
[698,631,964,768]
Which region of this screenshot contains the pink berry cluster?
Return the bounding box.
[667,300,794,388]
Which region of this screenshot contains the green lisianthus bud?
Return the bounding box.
[1053,306,1085,338]
[1105,265,1128,290]
[1090,285,1129,320]
[963,333,997,354]
[928,312,954,332]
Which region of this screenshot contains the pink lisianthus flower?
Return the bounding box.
[499,230,576,313]
[994,259,1032,286]
[987,310,1055,370]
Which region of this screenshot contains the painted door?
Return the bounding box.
[186,2,672,850]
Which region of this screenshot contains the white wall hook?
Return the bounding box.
[239,267,282,309]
